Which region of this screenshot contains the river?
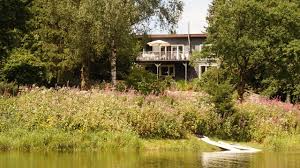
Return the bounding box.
[0,151,299,168]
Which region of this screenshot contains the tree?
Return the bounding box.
[204,0,300,102]
[28,0,77,86]
[2,49,45,85]
[94,0,183,86]
[0,0,30,63]
[29,0,183,89]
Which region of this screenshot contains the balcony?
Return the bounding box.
[137,51,190,62]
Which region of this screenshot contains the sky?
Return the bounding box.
[153,0,213,34]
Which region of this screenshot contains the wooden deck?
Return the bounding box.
[137,51,190,62]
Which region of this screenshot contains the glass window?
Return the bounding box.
[201,66,206,74]
[160,65,175,76]
[172,46,177,51]
[178,46,183,52]
[161,67,169,76]
[169,67,174,76]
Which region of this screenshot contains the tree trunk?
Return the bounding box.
[286,92,291,103]
[111,40,117,86]
[237,75,245,103]
[80,60,89,90]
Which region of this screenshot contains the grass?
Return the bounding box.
[0,88,298,152]
[140,136,219,152]
[0,129,141,152]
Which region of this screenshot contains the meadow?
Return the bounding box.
[0,88,298,152]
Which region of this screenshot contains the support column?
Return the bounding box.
[155,64,161,80]
[198,64,202,79]
[183,62,188,82]
[177,46,179,60]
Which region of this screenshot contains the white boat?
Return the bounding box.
[199,136,262,153]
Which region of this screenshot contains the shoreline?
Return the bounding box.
[0,130,299,153]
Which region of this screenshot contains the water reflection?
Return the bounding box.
[202,151,252,168]
[0,151,299,168]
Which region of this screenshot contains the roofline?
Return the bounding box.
[138,34,207,39]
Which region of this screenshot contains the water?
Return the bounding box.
[0,151,299,168]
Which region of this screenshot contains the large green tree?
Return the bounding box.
[28,0,183,89]
[88,0,183,86]
[0,0,30,63]
[204,0,300,102]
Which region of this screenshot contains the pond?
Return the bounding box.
[0,151,299,168]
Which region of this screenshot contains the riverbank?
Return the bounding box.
[0,88,298,152]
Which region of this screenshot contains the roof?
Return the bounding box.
[138,34,207,39]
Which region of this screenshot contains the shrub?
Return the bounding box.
[126,66,167,95]
[236,103,298,142]
[210,83,235,118]
[0,82,18,96]
[0,88,298,151]
[222,111,252,141]
[2,49,46,85]
[170,79,202,91]
[174,80,191,91]
[198,68,235,118]
[115,81,127,92]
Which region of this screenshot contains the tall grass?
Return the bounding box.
[0,88,212,151]
[0,88,298,152]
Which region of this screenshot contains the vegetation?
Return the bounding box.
[199,0,300,102]
[1,0,299,153]
[0,0,183,88]
[126,66,171,95]
[0,89,298,152]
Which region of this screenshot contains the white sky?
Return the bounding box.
[152,0,213,34]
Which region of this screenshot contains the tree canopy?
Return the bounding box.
[202,0,300,102]
[0,0,183,88]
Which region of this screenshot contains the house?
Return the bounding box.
[136,34,218,80]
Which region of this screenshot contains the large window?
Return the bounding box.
[160,65,175,77]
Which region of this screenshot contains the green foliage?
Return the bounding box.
[0,89,215,144]
[235,103,298,142]
[204,0,300,101]
[0,0,29,59]
[24,0,183,88]
[0,82,18,96]
[263,134,300,151]
[222,111,252,141]
[126,66,167,95]
[0,89,298,151]
[2,49,45,85]
[198,68,235,118]
[115,81,127,92]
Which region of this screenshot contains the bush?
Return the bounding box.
[2,49,46,85]
[126,66,167,95]
[222,110,252,141]
[115,81,127,92]
[0,88,298,151]
[0,82,18,96]
[210,83,235,118]
[0,89,212,141]
[234,103,298,142]
[198,68,235,118]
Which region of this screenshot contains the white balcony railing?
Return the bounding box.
[137,51,190,61]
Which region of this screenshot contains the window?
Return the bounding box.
[161,66,169,76]
[160,65,175,77]
[178,46,183,52]
[201,66,206,74]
